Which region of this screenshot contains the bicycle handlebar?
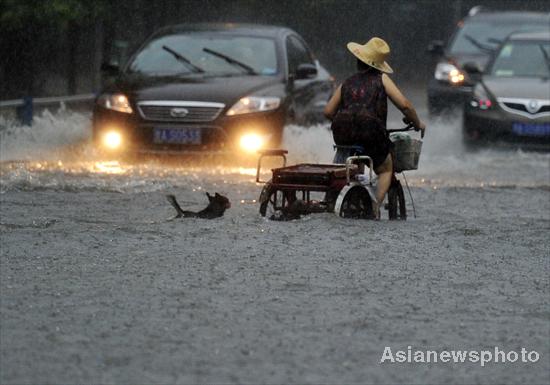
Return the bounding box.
[387,123,425,138]
[386,123,416,133]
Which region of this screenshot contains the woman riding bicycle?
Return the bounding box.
[324,37,426,213]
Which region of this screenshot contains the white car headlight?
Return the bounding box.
[434,62,465,85]
[226,96,281,116]
[239,133,265,153]
[97,93,133,114]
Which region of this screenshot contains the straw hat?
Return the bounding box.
[347,37,393,73]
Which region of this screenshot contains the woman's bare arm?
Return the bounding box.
[324,84,342,121]
[382,74,426,136]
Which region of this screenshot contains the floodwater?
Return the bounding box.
[1,91,549,384]
[1,99,548,192]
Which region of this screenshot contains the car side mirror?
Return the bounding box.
[101,62,120,76]
[295,63,318,79]
[463,61,483,74]
[427,40,445,55]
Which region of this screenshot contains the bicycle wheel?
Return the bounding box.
[397,180,407,220]
[387,184,398,220]
[388,180,406,220]
[337,185,374,219]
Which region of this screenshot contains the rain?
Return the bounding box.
[1,1,549,384]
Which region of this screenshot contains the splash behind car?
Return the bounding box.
[93,23,334,155]
[427,7,550,115]
[463,30,550,147]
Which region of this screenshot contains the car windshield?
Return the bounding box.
[449,19,548,54]
[127,33,278,76]
[490,40,550,78]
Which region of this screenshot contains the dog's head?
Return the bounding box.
[206,192,231,209]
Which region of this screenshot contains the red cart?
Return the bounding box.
[256,126,422,220]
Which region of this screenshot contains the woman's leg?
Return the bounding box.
[374,154,393,204]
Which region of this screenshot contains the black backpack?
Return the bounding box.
[330,110,355,145]
[331,108,385,145]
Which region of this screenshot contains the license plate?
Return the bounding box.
[153,127,201,144]
[512,122,550,137]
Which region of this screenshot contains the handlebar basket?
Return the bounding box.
[390,132,422,172]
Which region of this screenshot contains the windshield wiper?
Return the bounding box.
[202,47,257,75]
[162,45,204,73]
[464,34,497,54]
[539,45,550,71]
[487,37,504,45]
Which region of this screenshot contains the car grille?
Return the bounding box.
[137,101,225,122]
[497,98,550,119]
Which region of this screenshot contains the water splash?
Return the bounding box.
[0,106,548,193]
[414,111,550,187]
[0,105,91,162]
[282,123,334,164]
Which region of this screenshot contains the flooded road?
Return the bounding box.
[1,91,548,192]
[1,88,549,384]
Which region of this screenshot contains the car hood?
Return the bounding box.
[483,76,550,100]
[114,74,284,105]
[448,53,491,71]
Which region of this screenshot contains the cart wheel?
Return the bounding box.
[337,185,374,219]
[259,183,275,217]
[259,184,294,219]
[388,180,407,220]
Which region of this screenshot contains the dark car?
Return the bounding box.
[427,7,550,115]
[93,23,334,154]
[463,30,550,147]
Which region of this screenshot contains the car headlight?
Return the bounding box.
[239,133,265,153]
[434,62,465,85]
[97,93,133,114]
[470,85,493,110]
[226,96,281,116]
[102,130,123,149]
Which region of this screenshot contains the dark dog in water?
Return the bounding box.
[166,192,231,219]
